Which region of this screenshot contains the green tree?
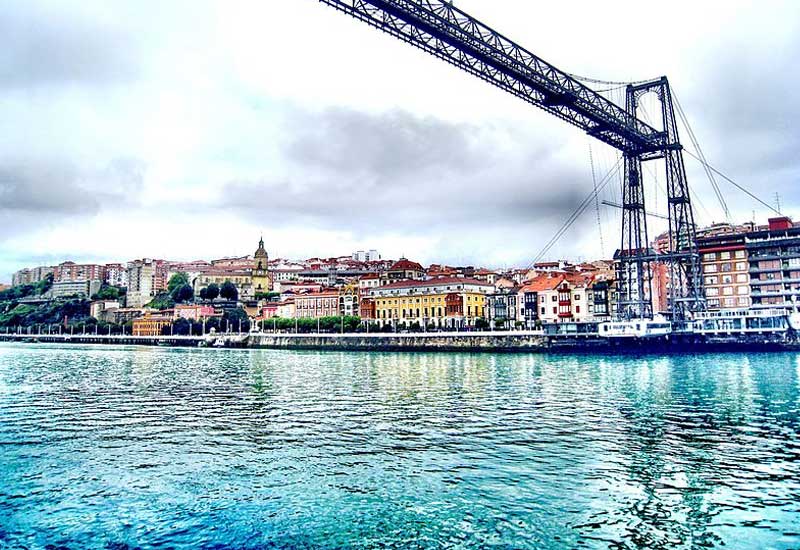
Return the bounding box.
[147,293,175,310]
[220,281,238,301]
[474,318,490,330]
[203,283,220,301]
[167,272,189,293]
[222,307,250,332]
[91,284,121,301]
[170,283,194,304]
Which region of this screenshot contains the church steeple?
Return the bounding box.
[252,235,272,292]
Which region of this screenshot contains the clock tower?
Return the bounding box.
[252,236,273,293]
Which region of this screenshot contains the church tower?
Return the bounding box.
[252,236,273,293]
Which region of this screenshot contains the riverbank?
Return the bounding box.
[2,330,797,353]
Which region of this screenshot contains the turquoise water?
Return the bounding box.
[1,344,799,549]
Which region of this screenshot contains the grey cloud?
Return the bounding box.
[0,162,98,215]
[0,157,147,245]
[221,108,588,241]
[285,107,558,179]
[0,3,139,89]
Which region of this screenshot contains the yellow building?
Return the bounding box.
[369,277,493,329]
[132,313,173,336]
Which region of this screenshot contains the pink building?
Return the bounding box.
[295,290,339,318]
[174,304,216,320]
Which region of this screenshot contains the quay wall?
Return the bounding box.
[247,331,551,352]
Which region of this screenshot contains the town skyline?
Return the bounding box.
[2,2,799,287]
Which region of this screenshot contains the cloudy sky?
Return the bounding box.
[1,1,798,281]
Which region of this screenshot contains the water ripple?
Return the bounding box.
[1,344,799,549]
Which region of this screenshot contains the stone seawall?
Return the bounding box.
[247,331,550,352]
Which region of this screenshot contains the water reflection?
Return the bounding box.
[0,344,799,549]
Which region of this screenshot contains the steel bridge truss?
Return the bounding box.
[318,0,706,320]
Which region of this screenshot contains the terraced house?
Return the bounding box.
[369,277,493,329]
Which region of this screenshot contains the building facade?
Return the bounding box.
[295,290,340,319]
[746,217,800,310]
[126,260,157,307]
[698,233,750,310]
[369,277,492,329]
[132,314,173,336]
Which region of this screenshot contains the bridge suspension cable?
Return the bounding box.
[528,156,623,267]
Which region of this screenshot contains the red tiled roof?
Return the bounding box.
[389,258,424,271]
[375,276,490,291]
[520,275,564,292]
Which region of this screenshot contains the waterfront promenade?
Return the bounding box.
[0,330,553,351]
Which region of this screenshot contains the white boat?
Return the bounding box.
[599,317,672,339]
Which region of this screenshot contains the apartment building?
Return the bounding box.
[698,233,750,310]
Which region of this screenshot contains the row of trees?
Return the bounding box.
[198,281,238,302]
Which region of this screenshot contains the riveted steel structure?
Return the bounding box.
[318,0,705,320]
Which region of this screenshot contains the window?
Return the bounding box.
[705,276,718,285]
[735,250,746,259]
[706,288,719,296]
[574,295,581,301]
[736,274,748,283]
[737,286,748,295]
[541,307,545,315]
[552,295,557,302]
[720,251,731,260]
[735,262,747,271]
[723,287,734,296]
[737,297,749,305]
[704,264,718,273]
[575,305,581,313]
[703,253,716,261]
[552,307,557,314]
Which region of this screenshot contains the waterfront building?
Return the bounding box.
[174,304,216,321]
[359,297,376,320]
[386,258,425,282]
[486,288,520,329]
[745,216,800,310]
[132,313,172,337]
[589,279,613,321]
[295,290,340,319]
[369,277,492,329]
[252,237,273,294]
[339,284,360,317]
[698,232,750,310]
[518,275,564,328]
